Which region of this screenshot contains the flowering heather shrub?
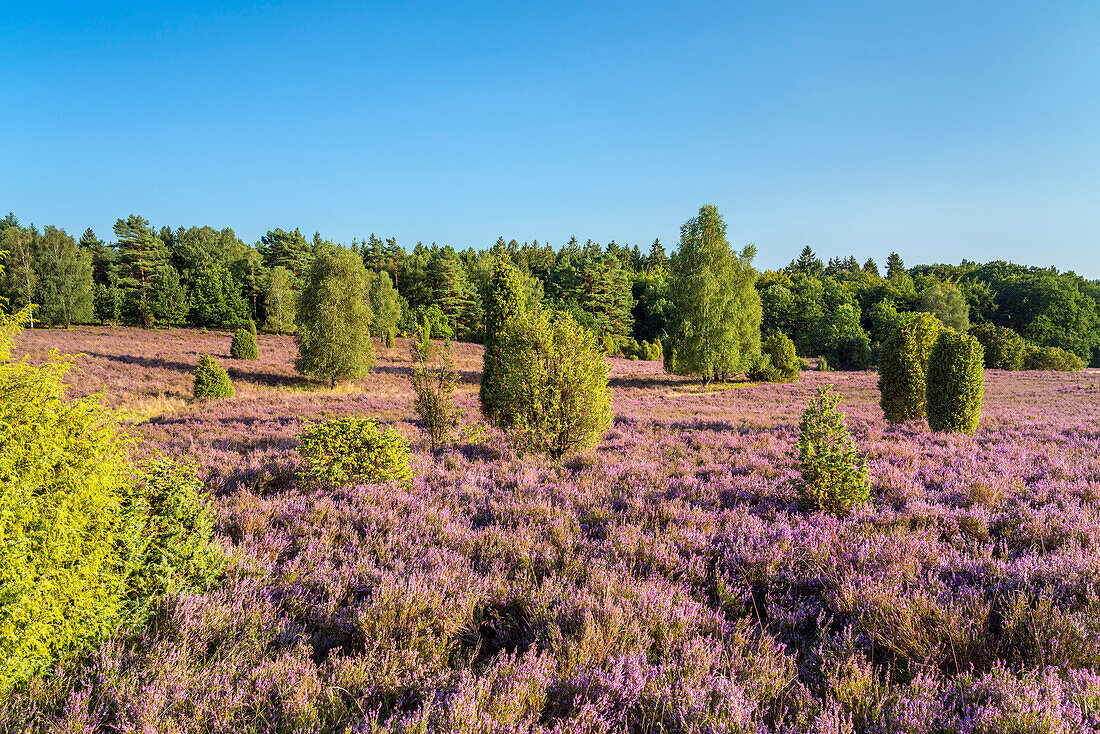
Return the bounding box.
[971,323,1025,370]
[927,330,985,434]
[230,325,258,360]
[493,310,612,458]
[879,311,942,422]
[193,354,234,399]
[8,326,1100,732]
[1024,344,1086,371]
[297,418,412,487]
[796,385,869,514]
[748,331,800,383]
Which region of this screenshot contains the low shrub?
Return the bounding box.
[410,334,459,452]
[816,356,830,372]
[927,330,985,434]
[385,328,395,349]
[230,326,258,360]
[878,312,942,423]
[193,355,234,399]
[492,310,612,458]
[297,418,412,487]
[747,332,800,383]
[1023,344,1085,371]
[830,334,873,371]
[0,310,220,690]
[797,385,869,515]
[970,323,1025,370]
[621,339,664,361]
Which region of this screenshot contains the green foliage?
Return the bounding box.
[410,334,460,452]
[119,460,222,627]
[115,214,169,326]
[920,283,970,332]
[830,333,873,371]
[797,386,870,515]
[93,278,123,325]
[878,312,942,423]
[747,331,800,383]
[188,263,249,326]
[0,312,219,690]
[1023,344,1085,371]
[926,330,985,434]
[296,418,412,487]
[666,205,761,383]
[230,326,258,360]
[480,256,527,423]
[817,356,830,372]
[262,266,297,334]
[492,310,612,458]
[295,247,375,386]
[384,328,395,348]
[368,270,403,339]
[970,323,1025,370]
[193,355,234,399]
[247,317,257,335]
[34,226,94,327]
[620,338,663,361]
[150,264,188,327]
[809,302,864,357]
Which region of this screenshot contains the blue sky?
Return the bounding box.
[2,1,1099,275]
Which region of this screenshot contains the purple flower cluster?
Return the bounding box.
[6,327,1100,732]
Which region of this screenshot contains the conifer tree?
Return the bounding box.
[114,214,168,326]
[480,256,526,421]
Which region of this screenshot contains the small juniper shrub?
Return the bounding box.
[816,356,830,372]
[247,317,257,335]
[230,325,258,360]
[384,328,395,349]
[193,355,234,399]
[296,418,412,488]
[970,323,1025,370]
[747,331,800,383]
[410,329,460,452]
[926,330,985,434]
[878,311,942,423]
[1023,344,1085,371]
[797,385,870,515]
[829,333,873,371]
[493,310,612,458]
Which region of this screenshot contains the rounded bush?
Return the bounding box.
[970,323,1024,370]
[1023,344,1085,371]
[747,332,800,383]
[926,330,985,434]
[830,334,873,371]
[878,312,942,423]
[193,355,234,399]
[0,311,220,690]
[297,418,412,487]
[493,310,612,458]
[230,327,258,360]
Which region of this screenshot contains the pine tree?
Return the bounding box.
[79,228,115,287]
[114,214,168,326]
[295,247,375,386]
[258,228,313,277]
[666,205,762,384]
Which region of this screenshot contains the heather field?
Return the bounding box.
[7,326,1100,733]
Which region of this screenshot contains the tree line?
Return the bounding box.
[2,208,1098,367]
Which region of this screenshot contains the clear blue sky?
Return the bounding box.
[3,1,1098,276]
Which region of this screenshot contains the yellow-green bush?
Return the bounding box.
[297,418,412,487]
[230,326,258,360]
[193,354,234,399]
[492,310,612,458]
[1023,344,1085,371]
[797,386,869,515]
[0,310,220,690]
[878,312,942,423]
[926,330,985,434]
